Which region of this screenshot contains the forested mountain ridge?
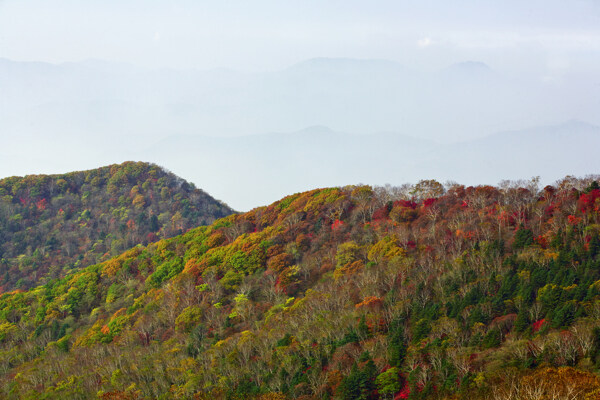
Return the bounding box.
[2,176,600,399]
[0,161,234,291]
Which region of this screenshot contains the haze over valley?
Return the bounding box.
[1,56,599,209]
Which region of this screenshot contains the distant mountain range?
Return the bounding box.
[1,56,597,143]
[141,120,600,210]
[1,57,599,210]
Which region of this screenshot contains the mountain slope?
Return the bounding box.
[0,161,234,291]
[2,177,600,399]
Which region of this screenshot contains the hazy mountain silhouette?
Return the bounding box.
[139,120,599,210]
[2,56,596,143]
[2,57,599,209]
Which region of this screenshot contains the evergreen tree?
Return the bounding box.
[388,324,407,368]
[513,227,534,249]
[337,360,377,400]
[514,309,529,333]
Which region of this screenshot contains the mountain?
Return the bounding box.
[2,176,600,398]
[432,120,600,185]
[3,56,600,210]
[3,56,599,179]
[284,57,410,78]
[440,61,495,80]
[0,161,234,291]
[141,126,439,211]
[139,120,600,211]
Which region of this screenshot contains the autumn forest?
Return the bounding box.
[1,162,600,399]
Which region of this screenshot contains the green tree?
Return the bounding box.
[482,328,501,349]
[337,360,377,400]
[514,309,529,333]
[388,324,407,368]
[375,367,401,399]
[513,228,534,249]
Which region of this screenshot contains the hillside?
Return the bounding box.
[0,161,234,291]
[2,177,600,399]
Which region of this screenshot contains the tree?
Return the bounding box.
[513,227,534,249]
[514,309,529,333]
[375,367,401,400]
[388,323,407,368]
[337,360,377,400]
[411,179,444,201]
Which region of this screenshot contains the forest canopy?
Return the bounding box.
[0,161,234,291]
[1,175,600,399]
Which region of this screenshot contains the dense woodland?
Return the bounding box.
[0,162,233,291]
[2,174,600,399]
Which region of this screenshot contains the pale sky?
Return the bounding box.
[1,0,599,73]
